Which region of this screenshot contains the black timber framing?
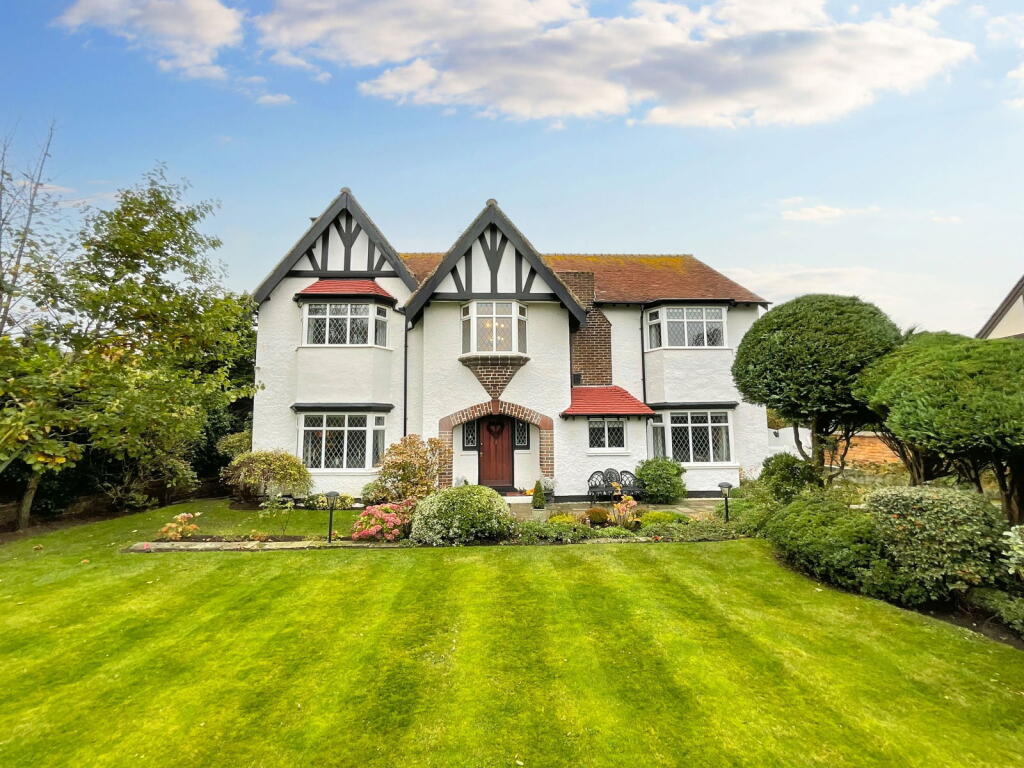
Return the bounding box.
[404,199,587,325]
[646,401,739,410]
[254,188,417,303]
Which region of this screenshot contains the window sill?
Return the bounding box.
[308,468,381,474]
[680,463,739,469]
[299,344,392,351]
[586,449,630,456]
[645,346,732,352]
[458,352,530,363]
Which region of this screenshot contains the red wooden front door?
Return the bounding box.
[478,416,513,489]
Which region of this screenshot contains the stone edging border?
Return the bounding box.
[125,537,661,553]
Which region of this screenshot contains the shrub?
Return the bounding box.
[532,480,546,509]
[546,513,576,524]
[411,485,517,546]
[159,511,201,541]
[640,519,739,542]
[635,458,686,503]
[221,451,313,503]
[1003,526,1024,580]
[351,499,416,542]
[215,429,251,459]
[516,520,600,544]
[763,490,888,595]
[259,494,295,536]
[865,486,1006,604]
[584,506,610,525]
[305,492,355,510]
[360,480,389,506]
[639,510,677,526]
[596,526,636,539]
[375,435,451,502]
[967,588,1024,635]
[759,453,820,504]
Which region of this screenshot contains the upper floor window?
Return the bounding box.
[301,413,386,470]
[462,301,527,354]
[647,306,726,349]
[650,410,731,464]
[304,303,388,347]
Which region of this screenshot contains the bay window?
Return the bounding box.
[650,411,732,464]
[646,306,726,349]
[303,302,388,347]
[301,414,386,470]
[462,301,527,354]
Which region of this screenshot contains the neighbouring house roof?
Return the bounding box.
[295,278,396,303]
[399,252,766,305]
[561,386,655,417]
[977,273,1024,339]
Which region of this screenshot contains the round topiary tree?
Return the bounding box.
[732,294,901,474]
[410,485,517,546]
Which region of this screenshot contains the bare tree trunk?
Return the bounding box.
[791,423,811,461]
[18,471,41,530]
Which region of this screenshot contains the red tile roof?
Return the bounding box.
[399,253,765,304]
[297,279,395,302]
[561,386,655,416]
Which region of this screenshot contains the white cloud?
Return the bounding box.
[781,204,879,221]
[58,0,244,80]
[255,92,294,105]
[723,264,987,333]
[929,212,962,223]
[259,0,972,127]
[986,13,1024,106]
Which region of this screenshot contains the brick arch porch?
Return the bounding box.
[437,399,554,487]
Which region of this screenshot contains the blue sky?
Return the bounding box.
[3,1,1023,334]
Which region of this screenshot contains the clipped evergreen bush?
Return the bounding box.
[532,479,546,509]
[410,485,517,546]
[635,457,686,503]
[865,486,1006,604]
[759,453,821,504]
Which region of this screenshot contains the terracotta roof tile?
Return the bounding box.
[562,386,655,416]
[399,252,765,304]
[297,279,395,302]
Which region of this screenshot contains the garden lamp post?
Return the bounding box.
[325,491,340,543]
[718,482,733,523]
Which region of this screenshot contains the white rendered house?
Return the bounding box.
[251,189,775,499]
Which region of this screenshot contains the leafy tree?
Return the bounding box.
[732,294,901,477]
[863,334,1024,523]
[856,332,961,485]
[375,435,451,502]
[0,169,254,528]
[221,451,313,502]
[531,479,546,509]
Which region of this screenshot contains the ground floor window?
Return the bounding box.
[650,411,731,463]
[301,413,386,469]
[589,418,626,450]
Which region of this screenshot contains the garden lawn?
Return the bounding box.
[2,500,1024,768]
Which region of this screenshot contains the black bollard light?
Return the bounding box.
[325,491,340,543]
[718,482,733,523]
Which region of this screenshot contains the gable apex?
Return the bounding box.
[254,188,417,303]
[405,201,587,324]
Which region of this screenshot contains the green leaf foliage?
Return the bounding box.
[758,452,821,504]
[221,451,313,502]
[410,485,517,546]
[732,294,901,429]
[531,479,546,509]
[635,457,686,503]
[865,486,1006,603]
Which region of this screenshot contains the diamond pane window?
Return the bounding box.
[307,317,327,344]
[646,307,728,348]
[589,419,626,450]
[303,303,388,347]
[463,420,478,450]
[514,420,530,449]
[665,410,731,464]
[350,318,368,344]
[300,412,386,470]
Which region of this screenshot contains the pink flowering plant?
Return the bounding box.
[350,499,416,542]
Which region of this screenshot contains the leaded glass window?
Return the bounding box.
[461,301,527,354]
[646,306,726,349]
[655,410,732,464]
[513,419,530,449]
[301,413,386,469]
[304,303,387,346]
[588,419,626,450]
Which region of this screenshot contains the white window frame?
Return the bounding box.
[301,302,390,348]
[587,418,627,453]
[461,301,527,355]
[646,306,727,350]
[649,410,735,466]
[299,413,387,471]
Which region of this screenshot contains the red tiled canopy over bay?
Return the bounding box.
[295,278,396,304]
[561,386,655,417]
